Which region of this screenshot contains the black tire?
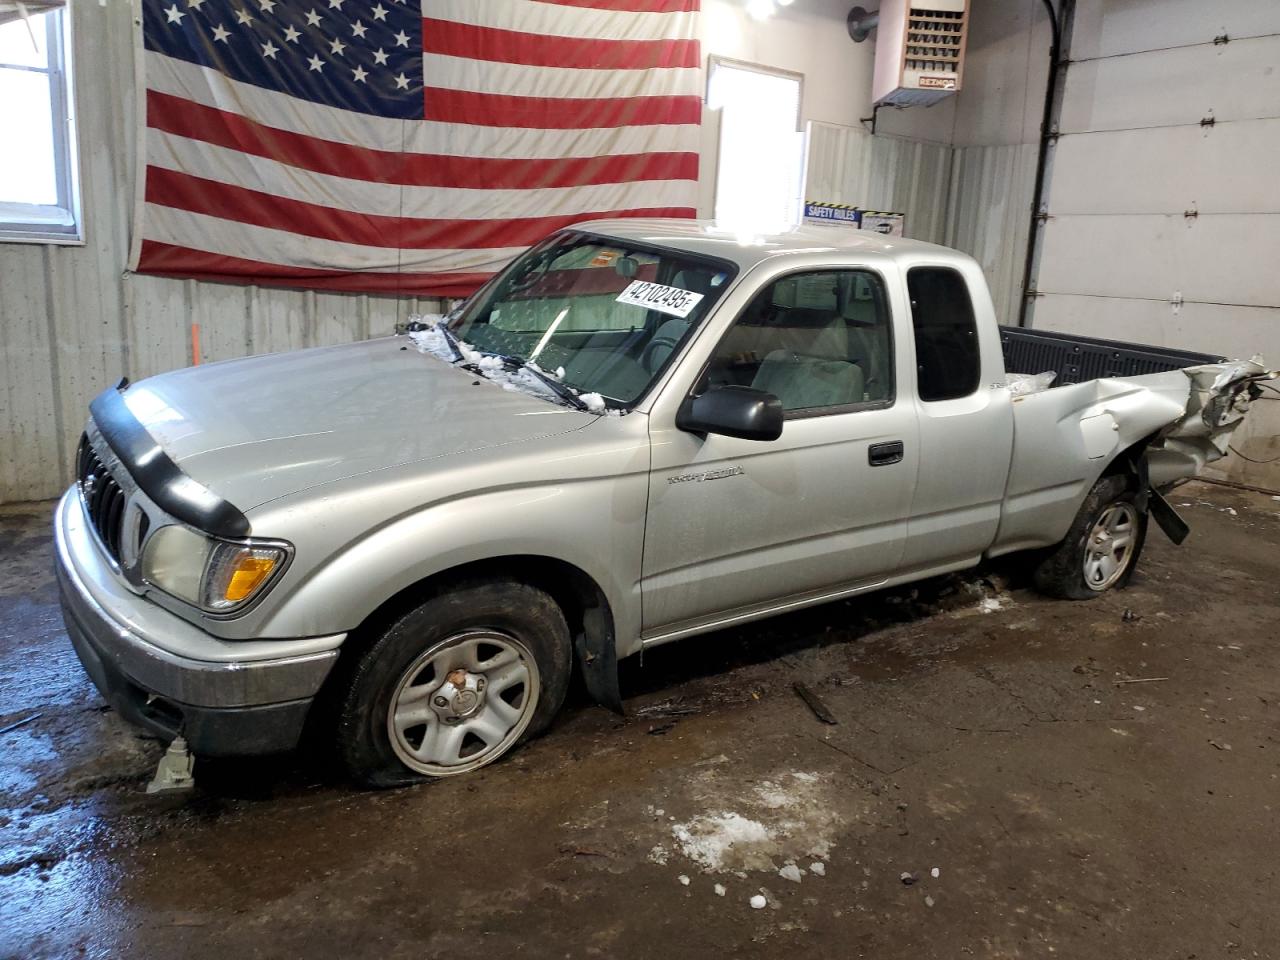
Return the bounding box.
[1032,473,1149,600]
[336,580,572,788]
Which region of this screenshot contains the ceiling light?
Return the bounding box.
[746,0,774,21]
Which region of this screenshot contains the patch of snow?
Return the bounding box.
[925,895,935,908]
[978,595,1011,614]
[750,894,767,910]
[778,863,804,883]
[930,866,940,879]
[809,862,826,877]
[648,845,669,866]
[657,767,845,877]
[678,875,690,886]
[579,392,607,413]
[1133,704,1146,712]
[407,315,614,414]
[672,812,776,873]
[1006,370,1056,397]
[754,781,791,808]
[714,883,726,897]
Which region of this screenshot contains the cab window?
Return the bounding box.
[907,267,980,402]
[698,270,894,415]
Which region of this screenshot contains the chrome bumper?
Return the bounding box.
[54,490,344,754]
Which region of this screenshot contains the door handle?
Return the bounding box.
[868,440,904,466]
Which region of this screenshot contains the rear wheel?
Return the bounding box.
[1033,474,1148,600]
[336,580,571,787]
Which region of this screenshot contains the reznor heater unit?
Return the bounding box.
[871,0,968,106]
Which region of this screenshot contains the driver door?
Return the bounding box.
[640,269,919,638]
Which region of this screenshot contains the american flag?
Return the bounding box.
[130,0,702,297]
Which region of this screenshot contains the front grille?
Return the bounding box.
[77,434,128,564]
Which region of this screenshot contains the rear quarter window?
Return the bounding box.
[907,267,980,402]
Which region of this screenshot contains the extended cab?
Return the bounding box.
[56,220,1272,785]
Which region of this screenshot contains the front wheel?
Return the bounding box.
[335,580,572,787]
[1033,474,1149,600]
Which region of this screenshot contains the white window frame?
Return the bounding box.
[0,7,82,245]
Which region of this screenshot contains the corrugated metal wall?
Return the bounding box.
[0,0,441,504]
[946,144,1038,326]
[804,122,952,245]
[804,121,1037,327]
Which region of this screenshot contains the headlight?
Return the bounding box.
[142,526,290,613]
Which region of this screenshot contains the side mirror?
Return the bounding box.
[676,385,783,442]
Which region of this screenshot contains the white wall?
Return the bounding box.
[939,0,1048,326]
[701,0,956,138]
[828,0,1049,326]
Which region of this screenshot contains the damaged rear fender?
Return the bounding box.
[993,358,1274,555]
[1144,359,1276,487]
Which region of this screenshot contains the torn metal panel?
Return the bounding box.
[993,359,1275,553]
[1146,359,1276,487]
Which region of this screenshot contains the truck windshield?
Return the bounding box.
[447,231,736,409]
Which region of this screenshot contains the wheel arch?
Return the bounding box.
[1099,432,1158,504]
[337,555,623,713]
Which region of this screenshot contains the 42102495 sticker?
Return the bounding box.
[615,280,705,318]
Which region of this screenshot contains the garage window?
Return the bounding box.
[907,267,980,402]
[706,58,804,233]
[0,7,81,244]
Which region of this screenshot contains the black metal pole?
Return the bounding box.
[1017,0,1066,327]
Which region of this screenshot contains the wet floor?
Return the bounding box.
[2,481,1279,959]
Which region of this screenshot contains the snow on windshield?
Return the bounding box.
[407,315,616,415]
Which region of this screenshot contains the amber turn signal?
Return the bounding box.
[224,554,279,602]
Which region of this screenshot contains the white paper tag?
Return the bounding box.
[615,280,704,318]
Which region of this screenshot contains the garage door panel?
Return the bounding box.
[1070,0,1280,61]
[1033,293,1280,361]
[1060,36,1280,134]
[1049,121,1280,215]
[1037,214,1280,308]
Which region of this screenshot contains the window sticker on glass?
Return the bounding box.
[615,280,705,318]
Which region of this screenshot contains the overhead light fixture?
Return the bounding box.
[746,0,775,20]
[776,0,795,5]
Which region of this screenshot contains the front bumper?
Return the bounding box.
[54,490,344,756]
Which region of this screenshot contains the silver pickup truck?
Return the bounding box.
[56,220,1272,786]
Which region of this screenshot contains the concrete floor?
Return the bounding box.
[2,481,1278,960]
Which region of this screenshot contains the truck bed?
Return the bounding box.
[999,326,1225,385]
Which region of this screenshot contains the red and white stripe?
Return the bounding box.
[133,0,702,297]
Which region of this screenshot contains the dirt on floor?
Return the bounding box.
[1,480,1278,960]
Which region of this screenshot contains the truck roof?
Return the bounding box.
[570,217,966,272]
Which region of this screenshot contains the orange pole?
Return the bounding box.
[191,323,202,366]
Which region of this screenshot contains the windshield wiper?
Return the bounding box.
[436,322,467,363]
[479,352,593,412]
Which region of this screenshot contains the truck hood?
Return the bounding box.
[119,337,591,511]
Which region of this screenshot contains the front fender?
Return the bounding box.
[255,475,648,658]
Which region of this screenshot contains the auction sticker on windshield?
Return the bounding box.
[615,280,704,318]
